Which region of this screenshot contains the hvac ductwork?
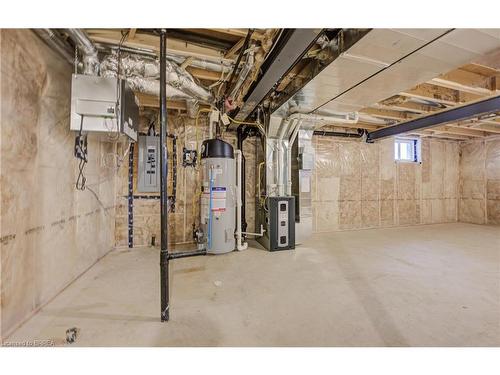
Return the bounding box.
[65,29,100,75]
[276,29,500,117]
[100,52,213,102]
[166,54,232,74]
[124,76,192,99]
[94,42,233,73]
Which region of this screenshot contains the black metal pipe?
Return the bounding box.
[236,125,260,234]
[313,128,365,138]
[159,29,169,322]
[168,249,207,260]
[236,125,247,233]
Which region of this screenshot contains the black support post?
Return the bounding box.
[159,29,169,322]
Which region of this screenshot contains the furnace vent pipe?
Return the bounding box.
[65,29,99,75]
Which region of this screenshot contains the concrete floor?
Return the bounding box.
[5,223,500,346]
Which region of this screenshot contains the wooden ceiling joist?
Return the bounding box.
[86,29,229,61]
[400,83,483,106]
[361,107,416,121]
[224,37,245,59]
[185,66,222,81]
[430,68,499,96]
[375,100,440,114]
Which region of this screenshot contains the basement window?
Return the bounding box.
[394,137,421,163]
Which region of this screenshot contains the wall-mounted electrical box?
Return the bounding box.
[70,74,138,141]
[137,135,160,193]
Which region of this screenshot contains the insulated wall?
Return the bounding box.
[459,138,500,224]
[0,30,117,340]
[114,116,257,247]
[312,136,460,232]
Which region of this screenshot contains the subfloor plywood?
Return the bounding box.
[4,223,500,347]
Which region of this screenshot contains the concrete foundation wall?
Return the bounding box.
[311,136,460,232]
[0,30,117,339]
[114,116,257,248]
[459,138,500,224]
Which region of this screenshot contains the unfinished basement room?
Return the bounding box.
[1,7,500,370]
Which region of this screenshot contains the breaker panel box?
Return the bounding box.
[257,196,295,251]
[137,135,160,193]
[70,74,138,141]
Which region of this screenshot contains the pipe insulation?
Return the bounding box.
[166,54,232,74]
[100,52,213,102]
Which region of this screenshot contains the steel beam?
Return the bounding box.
[366,95,500,142]
[234,29,322,121]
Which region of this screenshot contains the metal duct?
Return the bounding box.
[32,29,74,64]
[186,99,199,118]
[65,29,99,75]
[100,52,213,102]
[166,54,232,74]
[267,111,359,138]
[276,29,500,117]
[94,42,233,73]
[165,59,213,102]
[124,76,192,99]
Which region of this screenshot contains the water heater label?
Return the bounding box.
[202,187,226,212]
[211,187,226,212]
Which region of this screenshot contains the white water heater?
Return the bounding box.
[200,139,236,254]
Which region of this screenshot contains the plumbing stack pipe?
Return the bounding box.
[159,29,170,322]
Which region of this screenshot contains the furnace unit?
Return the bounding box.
[257,196,295,251]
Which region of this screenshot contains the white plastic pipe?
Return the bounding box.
[235,150,248,251]
[287,111,359,125]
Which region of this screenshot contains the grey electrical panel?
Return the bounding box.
[137,135,160,193]
[70,74,138,141]
[257,196,295,251]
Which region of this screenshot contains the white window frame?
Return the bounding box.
[394,137,421,163]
